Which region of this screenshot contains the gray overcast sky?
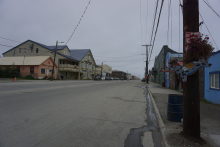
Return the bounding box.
[0,0,219,78]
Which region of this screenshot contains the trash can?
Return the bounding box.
[167,94,183,122]
[61,76,64,80]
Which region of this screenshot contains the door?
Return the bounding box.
[47,69,50,76]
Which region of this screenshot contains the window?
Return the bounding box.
[60,60,62,64]
[86,64,88,68]
[210,73,219,89]
[17,67,20,73]
[85,73,86,77]
[24,49,26,53]
[89,56,91,60]
[30,67,34,74]
[36,48,38,53]
[63,60,65,64]
[81,63,84,68]
[64,51,68,55]
[66,72,67,76]
[41,68,45,74]
[31,48,33,53]
[19,48,21,53]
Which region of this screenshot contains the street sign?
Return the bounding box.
[185,32,200,50]
[102,71,106,77]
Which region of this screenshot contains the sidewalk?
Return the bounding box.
[147,82,220,147]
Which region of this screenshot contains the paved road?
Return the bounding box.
[0,80,162,147]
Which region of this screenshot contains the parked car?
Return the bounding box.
[109,77,113,80]
[120,78,124,80]
[101,77,105,80]
[142,78,146,82]
[105,77,112,80]
[113,77,119,80]
[94,76,101,80]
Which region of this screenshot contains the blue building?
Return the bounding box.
[204,51,220,104]
[165,53,183,88]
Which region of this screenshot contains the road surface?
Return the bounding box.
[0,80,162,147]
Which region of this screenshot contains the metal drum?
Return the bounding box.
[167,94,183,122]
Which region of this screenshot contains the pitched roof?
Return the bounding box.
[2,40,79,61]
[0,56,56,66]
[70,49,90,61]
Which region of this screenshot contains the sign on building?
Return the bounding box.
[102,71,106,77]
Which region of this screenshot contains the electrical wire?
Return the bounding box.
[140,0,143,44]
[149,0,165,63]
[145,0,149,44]
[94,54,143,58]
[199,12,219,51]
[178,0,181,52]
[203,0,220,19]
[65,0,92,45]
[170,1,172,49]
[111,59,144,67]
[0,44,14,47]
[0,37,22,43]
[166,0,171,45]
[149,0,159,45]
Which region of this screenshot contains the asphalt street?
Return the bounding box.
[0,80,162,147]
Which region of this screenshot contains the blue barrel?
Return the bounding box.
[167,94,183,122]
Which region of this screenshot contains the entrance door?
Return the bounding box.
[47,69,49,76]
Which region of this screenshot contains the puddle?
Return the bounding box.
[124,86,163,147]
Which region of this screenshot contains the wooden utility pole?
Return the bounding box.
[51,41,58,81]
[183,0,200,138]
[101,62,103,77]
[142,45,151,77]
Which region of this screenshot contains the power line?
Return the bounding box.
[144,0,149,44]
[170,1,172,49]
[140,0,143,44]
[166,0,171,46]
[0,44,14,47]
[149,0,165,63]
[178,0,181,52]
[149,0,159,44]
[0,37,22,43]
[203,0,220,19]
[199,12,219,51]
[94,54,143,58]
[95,58,148,62]
[65,0,92,45]
[111,59,144,67]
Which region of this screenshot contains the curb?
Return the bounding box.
[147,88,170,147]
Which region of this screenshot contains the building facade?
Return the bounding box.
[204,51,220,104]
[97,64,112,77]
[152,45,177,84]
[165,52,183,88]
[2,40,97,80]
[112,70,127,80]
[0,56,57,79]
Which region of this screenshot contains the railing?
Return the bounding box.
[59,64,79,69]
